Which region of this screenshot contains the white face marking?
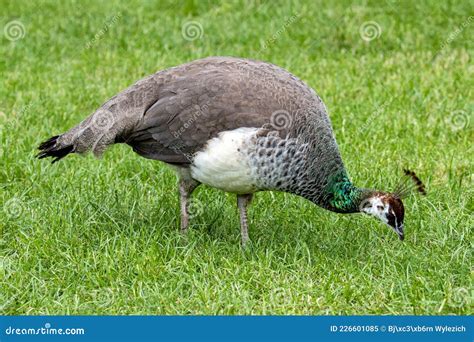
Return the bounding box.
[361,197,389,224]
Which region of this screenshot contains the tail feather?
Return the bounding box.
[36,108,123,163]
[37,135,74,163]
[36,72,159,164]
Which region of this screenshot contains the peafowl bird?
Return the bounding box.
[37,57,425,245]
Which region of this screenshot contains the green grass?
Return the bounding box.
[1,0,472,315]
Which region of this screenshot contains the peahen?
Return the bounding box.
[37,57,425,245]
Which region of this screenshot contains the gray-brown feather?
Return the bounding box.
[39,57,347,209]
[123,57,323,164]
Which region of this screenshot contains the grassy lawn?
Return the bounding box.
[1,0,472,315]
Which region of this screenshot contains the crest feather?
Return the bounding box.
[393,169,426,198]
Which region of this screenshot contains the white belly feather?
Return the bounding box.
[190,127,259,194]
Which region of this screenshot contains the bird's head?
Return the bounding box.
[358,169,426,241]
[359,193,405,240]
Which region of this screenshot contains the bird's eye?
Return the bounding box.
[377,205,384,211]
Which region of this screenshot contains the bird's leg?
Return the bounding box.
[237,194,253,247]
[179,178,200,233]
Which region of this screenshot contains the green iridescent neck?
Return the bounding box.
[325,173,368,213]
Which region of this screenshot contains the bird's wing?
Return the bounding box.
[125,57,313,164]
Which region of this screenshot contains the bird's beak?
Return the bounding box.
[394,224,404,241]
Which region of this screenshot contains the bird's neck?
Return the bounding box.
[246,122,372,212]
[317,172,370,213]
[293,115,372,213]
[259,158,369,213]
